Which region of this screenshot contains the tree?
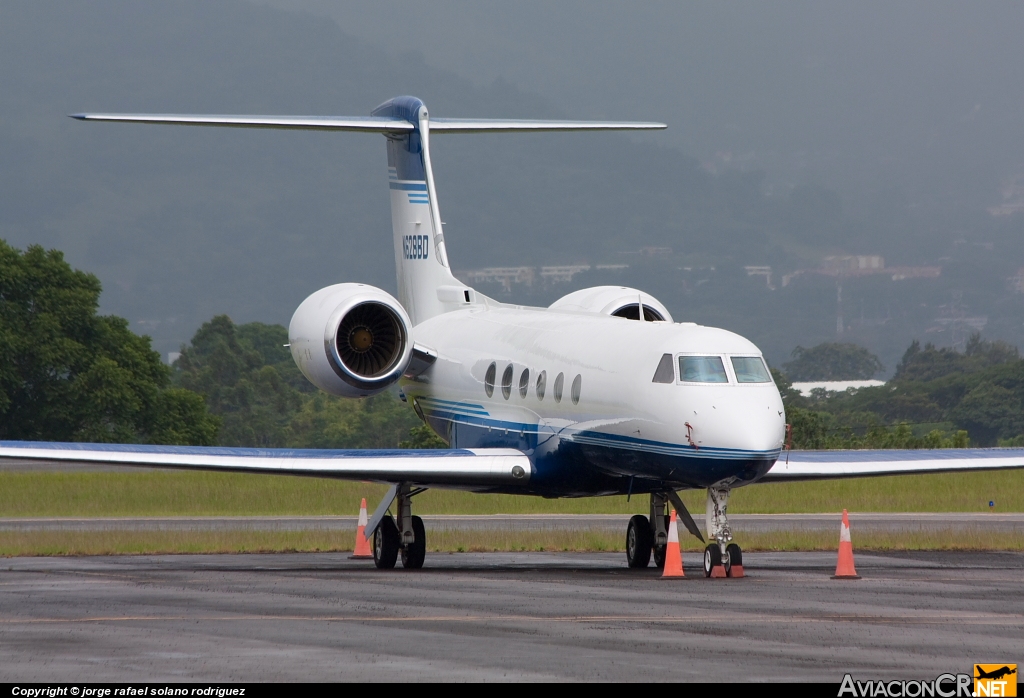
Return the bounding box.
[173,315,304,447]
[950,382,1024,446]
[0,241,218,444]
[174,315,426,448]
[782,343,884,381]
[894,335,1019,382]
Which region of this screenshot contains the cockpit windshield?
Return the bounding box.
[678,356,728,383]
[731,356,772,383]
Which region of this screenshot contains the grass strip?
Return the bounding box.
[1,469,1021,517]
[2,528,1022,557]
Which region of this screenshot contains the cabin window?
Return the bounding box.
[678,356,728,383]
[484,362,496,397]
[731,356,772,383]
[501,364,514,399]
[553,372,564,403]
[571,374,582,404]
[519,368,530,398]
[536,370,547,400]
[652,353,674,383]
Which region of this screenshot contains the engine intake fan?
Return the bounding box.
[335,302,404,378]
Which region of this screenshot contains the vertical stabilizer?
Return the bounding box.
[371,96,465,326]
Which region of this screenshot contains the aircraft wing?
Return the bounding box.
[0,441,530,488]
[762,447,1024,482]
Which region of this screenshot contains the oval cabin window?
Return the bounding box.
[501,364,514,400]
[519,368,530,398]
[571,374,582,404]
[536,370,547,400]
[484,362,496,397]
[553,372,564,403]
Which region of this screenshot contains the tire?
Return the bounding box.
[625,515,653,568]
[725,543,742,572]
[703,543,722,578]
[653,544,666,569]
[373,516,400,570]
[400,515,426,569]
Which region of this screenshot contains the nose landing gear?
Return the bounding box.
[704,486,744,578]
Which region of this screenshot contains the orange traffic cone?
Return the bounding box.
[349,498,374,559]
[661,510,685,578]
[831,509,860,579]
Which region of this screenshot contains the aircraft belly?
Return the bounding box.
[422,407,777,496]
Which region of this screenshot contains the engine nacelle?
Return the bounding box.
[548,286,674,322]
[288,283,413,397]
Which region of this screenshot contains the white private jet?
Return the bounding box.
[3,96,1023,574]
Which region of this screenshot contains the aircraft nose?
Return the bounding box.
[689,394,786,454]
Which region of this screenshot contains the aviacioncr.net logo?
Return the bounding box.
[838,674,973,697]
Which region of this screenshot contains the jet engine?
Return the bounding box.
[548,286,674,322]
[288,283,413,397]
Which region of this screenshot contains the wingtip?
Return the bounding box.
[69,113,87,120]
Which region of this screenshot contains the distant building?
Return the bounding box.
[167,351,182,365]
[744,265,774,290]
[539,265,592,284]
[782,255,940,286]
[459,266,536,291]
[790,380,885,397]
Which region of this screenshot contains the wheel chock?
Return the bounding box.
[709,564,727,578]
[726,565,745,578]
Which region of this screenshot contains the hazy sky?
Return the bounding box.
[257,0,1024,205]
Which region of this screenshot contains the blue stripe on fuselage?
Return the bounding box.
[418,407,778,494]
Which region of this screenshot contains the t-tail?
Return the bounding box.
[371,96,461,324]
[70,97,666,325]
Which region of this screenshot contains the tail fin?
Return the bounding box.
[71,99,666,326]
[371,97,462,325]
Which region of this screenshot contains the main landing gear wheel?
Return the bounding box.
[374,516,400,569]
[401,515,426,569]
[725,543,742,575]
[626,515,653,568]
[703,544,722,578]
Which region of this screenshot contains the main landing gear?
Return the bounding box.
[703,485,743,578]
[626,493,670,569]
[373,483,427,570]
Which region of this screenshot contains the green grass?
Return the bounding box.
[0,469,1021,518]
[2,528,1022,557]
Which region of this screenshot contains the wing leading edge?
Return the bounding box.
[762,447,1024,482]
[0,441,531,488]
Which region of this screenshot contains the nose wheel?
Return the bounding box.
[704,486,745,578]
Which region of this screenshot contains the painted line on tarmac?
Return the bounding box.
[1,612,1020,626]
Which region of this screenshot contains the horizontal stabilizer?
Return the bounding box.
[762,447,1024,482]
[0,441,531,487]
[69,114,415,132]
[69,114,666,133]
[429,118,666,133]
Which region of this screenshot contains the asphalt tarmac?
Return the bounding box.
[1,551,1021,682]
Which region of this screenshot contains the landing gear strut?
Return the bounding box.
[373,483,427,570]
[704,485,743,578]
[623,493,670,569]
